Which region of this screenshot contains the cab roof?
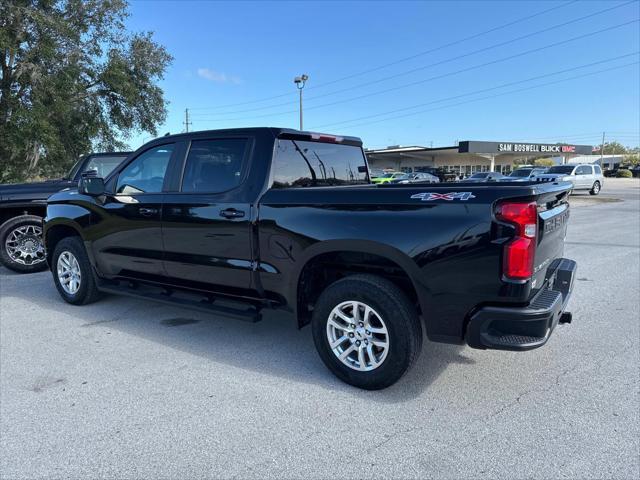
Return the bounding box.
[144,127,363,147]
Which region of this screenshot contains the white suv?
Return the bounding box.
[535,164,604,195]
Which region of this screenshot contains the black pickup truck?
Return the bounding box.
[44,128,576,389]
[0,152,130,273]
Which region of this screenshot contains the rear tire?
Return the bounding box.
[51,236,101,305]
[311,274,423,390]
[589,181,601,195]
[0,215,48,273]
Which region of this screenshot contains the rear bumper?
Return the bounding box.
[466,258,576,351]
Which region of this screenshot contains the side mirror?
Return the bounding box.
[78,175,105,196]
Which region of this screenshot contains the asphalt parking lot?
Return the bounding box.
[1,179,638,479]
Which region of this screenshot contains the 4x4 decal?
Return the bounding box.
[411,192,476,201]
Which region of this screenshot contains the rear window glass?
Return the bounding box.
[272,140,369,188]
[594,165,602,174]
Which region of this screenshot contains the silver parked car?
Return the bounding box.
[535,164,604,195]
[390,172,440,184]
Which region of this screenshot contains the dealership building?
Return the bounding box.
[365,140,595,177]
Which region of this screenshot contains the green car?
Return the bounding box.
[371,172,405,184]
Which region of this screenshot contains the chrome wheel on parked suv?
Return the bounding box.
[0,215,48,273]
[6,225,45,266]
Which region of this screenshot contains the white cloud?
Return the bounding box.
[197,68,242,84]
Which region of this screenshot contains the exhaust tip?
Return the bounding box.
[559,312,572,324]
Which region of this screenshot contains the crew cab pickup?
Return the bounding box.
[0,152,130,273]
[44,128,576,389]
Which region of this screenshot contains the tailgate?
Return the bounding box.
[532,185,571,289]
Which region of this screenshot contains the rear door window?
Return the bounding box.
[180,138,249,193]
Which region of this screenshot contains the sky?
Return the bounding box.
[125,0,640,150]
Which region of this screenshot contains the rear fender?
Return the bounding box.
[290,239,429,318]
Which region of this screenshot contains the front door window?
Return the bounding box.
[116,145,174,195]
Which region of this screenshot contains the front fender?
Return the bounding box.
[43,203,92,262]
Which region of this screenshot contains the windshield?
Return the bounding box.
[510,169,532,177]
[470,173,488,178]
[395,174,412,180]
[84,155,127,177]
[66,157,85,179]
[67,154,127,179]
[547,165,575,174]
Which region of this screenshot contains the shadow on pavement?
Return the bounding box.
[1,267,475,402]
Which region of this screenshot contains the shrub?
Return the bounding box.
[616,169,633,178]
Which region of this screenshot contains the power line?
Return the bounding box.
[190,0,634,115]
[194,19,639,123]
[308,52,639,129]
[189,0,581,111]
[309,61,639,131]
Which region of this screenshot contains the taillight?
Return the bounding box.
[310,133,343,143]
[496,201,538,280]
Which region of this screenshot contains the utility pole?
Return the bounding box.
[294,74,309,130]
[184,108,192,133]
[600,131,605,166]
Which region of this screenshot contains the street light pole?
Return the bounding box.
[294,74,308,131]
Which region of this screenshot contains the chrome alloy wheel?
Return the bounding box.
[326,301,389,371]
[5,225,46,266]
[57,251,82,295]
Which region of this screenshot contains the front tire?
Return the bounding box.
[311,274,423,390]
[0,215,48,273]
[589,181,601,195]
[51,237,101,305]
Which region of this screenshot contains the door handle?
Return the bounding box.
[219,208,245,219]
[139,207,158,217]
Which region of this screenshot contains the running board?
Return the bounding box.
[97,280,262,323]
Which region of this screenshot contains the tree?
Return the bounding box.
[625,152,639,165]
[0,0,172,182]
[533,158,555,167]
[591,141,629,156]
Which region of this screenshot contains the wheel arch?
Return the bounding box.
[291,240,428,328]
[0,204,46,226]
[44,221,85,266]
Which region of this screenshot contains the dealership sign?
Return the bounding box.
[459,141,593,155]
[497,143,576,153]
